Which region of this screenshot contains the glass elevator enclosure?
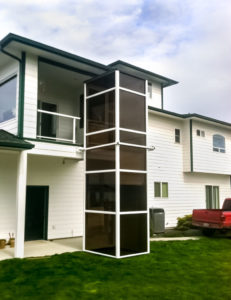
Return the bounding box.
[84,70,149,258]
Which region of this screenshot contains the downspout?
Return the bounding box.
[161,84,164,109]
[190,119,193,172]
[0,47,25,138]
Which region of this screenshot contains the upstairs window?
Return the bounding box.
[0,76,17,123]
[213,134,225,153]
[175,129,180,143]
[148,82,152,98]
[154,182,168,198]
[197,129,205,137]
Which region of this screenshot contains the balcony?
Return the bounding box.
[37,109,81,144]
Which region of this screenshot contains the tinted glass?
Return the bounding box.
[87,91,115,133]
[120,214,147,256]
[162,182,168,197]
[120,173,147,211]
[120,73,145,94]
[85,213,115,256]
[86,173,115,211]
[154,182,161,197]
[86,130,115,148]
[120,145,146,171]
[86,146,115,171]
[120,130,146,146]
[0,76,17,123]
[120,91,145,131]
[87,72,115,96]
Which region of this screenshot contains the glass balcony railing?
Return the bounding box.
[37,109,81,144]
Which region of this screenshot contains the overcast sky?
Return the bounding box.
[0,0,230,122]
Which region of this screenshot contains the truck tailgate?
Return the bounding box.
[192,209,223,228]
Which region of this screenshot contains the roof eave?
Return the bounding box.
[0,33,109,71]
[109,60,178,87]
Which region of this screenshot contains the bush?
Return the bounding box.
[175,214,194,231]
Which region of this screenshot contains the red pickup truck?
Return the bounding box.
[192,198,231,236]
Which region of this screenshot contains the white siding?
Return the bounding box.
[0,61,19,134]
[27,155,84,239]
[148,82,162,109]
[0,152,17,239]
[28,141,83,159]
[23,54,38,138]
[182,119,191,172]
[148,113,231,227]
[193,120,231,175]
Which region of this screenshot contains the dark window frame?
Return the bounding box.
[175,128,181,143]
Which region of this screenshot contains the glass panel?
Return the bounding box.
[120,173,147,211]
[175,129,180,143]
[86,173,115,211]
[37,111,76,142]
[87,72,115,96]
[206,186,212,209]
[148,83,152,98]
[86,130,115,148]
[87,91,115,133]
[120,91,146,132]
[86,146,115,171]
[120,145,146,171]
[162,183,168,198]
[120,214,147,256]
[120,130,146,146]
[213,186,219,209]
[0,76,17,123]
[120,73,145,94]
[85,213,115,256]
[154,182,161,197]
[213,135,225,149]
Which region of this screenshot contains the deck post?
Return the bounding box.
[15,151,28,258]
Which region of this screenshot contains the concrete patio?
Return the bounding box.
[0,237,83,261]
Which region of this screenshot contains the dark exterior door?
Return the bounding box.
[25,186,49,241]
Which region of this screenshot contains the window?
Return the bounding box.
[175,129,180,143]
[148,83,152,98]
[154,182,168,198]
[0,76,17,123]
[197,129,205,137]
[162,183,168,197]
[154,182,161,197]
[205,186,219,209]
[213,134,225,153]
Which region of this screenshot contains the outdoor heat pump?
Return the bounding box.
[83,70,149,258]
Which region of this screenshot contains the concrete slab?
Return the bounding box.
[0,237,83,261]
[150,237,200,241]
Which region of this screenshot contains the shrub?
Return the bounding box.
[175,214,194,231]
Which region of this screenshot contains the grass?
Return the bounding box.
[0,238,231,299]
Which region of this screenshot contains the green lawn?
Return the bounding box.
[0,238,231,300]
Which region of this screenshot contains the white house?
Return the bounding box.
[0,34,230,259]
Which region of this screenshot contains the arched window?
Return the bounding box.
[213,134,225,153]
